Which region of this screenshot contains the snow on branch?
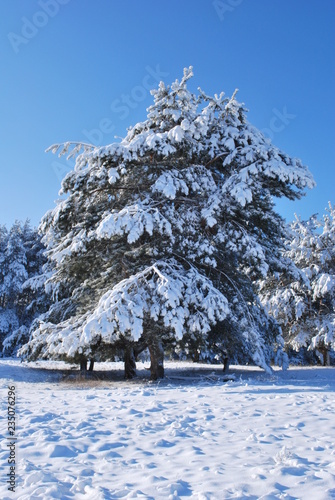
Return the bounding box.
[96,202,173,244]
[46,142,97,160]
[82,260,229,346]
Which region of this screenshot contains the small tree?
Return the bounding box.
[260,203,335,365]
[21,68,314,376]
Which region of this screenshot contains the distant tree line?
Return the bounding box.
[260,203,335,366]
[0,220,48,354]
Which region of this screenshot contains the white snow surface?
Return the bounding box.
[1,359,334,499]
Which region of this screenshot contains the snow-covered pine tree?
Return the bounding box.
[0,224,8,306]
[0,222,27,350]
[0,225,15,342]
[260,203,335,365]
[0,221,47,355]
[20,67,314,377]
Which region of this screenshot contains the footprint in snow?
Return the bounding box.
[154,438,176,447]
[49,444,78,458]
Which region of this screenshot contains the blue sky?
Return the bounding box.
[1,0,334,228]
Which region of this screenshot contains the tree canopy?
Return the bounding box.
[20,67,315,377]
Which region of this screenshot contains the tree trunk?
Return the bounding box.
[80,358,87,371]
[124,346,137,379]
[134,339,148,360]
[320,345,330,366]
[88,359,95,371]
[148,339,164,380]
[223,354,230,373]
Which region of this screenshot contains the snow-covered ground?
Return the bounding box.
[0,360,334,499]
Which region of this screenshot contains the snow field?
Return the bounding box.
[0,360,335,499]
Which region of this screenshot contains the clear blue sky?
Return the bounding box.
[1,0,334,228]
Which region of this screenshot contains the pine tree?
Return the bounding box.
[260,203,335,365]
[0,224,9,309]
[20,68,314,377]
[0,225,20,347]
[0,222,27,350]
[0,221,47,355]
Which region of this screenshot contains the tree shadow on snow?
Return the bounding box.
[0,360,334,391]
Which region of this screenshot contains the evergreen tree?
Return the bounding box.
[20,68,314,377]
[0,221,47,354]
[0,222,27,349]
[260,203,335,365]
[0,224,9,308]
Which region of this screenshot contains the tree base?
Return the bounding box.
[124,347,137,379]
[148,340,164,380]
